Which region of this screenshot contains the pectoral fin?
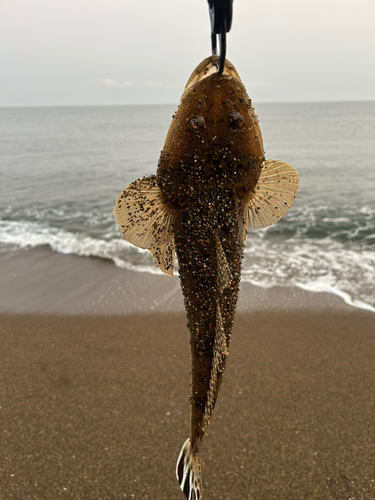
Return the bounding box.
[244,159,299,230]
[113,176,176,276]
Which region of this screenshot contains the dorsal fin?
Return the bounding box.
[244,159,299,230]
[215,234,233,292]
[201,301,228,435]
[113,176,176,276]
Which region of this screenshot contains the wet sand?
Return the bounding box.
[1,248,374,499]
[0,246,355,315]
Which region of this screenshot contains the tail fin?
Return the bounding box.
[176,439,202,500]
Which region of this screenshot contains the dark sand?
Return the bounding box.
[1,248,375,499]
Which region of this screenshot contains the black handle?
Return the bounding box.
[208,0,233,74]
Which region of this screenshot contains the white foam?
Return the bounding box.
[297,281,375,313]
[0,219,152,265]
[112,256,163,275]
[1,216,374,314]
[242,234,375,313]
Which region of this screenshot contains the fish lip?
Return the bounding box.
[183,55,242,92]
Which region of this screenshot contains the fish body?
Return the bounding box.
[114,55,299,500]
[158,58,264,449]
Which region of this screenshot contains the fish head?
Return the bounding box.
[182,55,242,98]
[157,55,265,210]
[114,59,299,277]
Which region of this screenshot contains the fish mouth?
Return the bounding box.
[184,55,242,92]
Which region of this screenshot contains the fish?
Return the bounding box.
[113,55,299,500]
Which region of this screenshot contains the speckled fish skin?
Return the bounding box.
[157,55,264,451]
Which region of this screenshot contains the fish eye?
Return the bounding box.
[229,110,243,129]
[190,116,206,130]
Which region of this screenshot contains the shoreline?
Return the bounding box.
[0,246,370,315]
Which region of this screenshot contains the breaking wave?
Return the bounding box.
[1,203,374,312]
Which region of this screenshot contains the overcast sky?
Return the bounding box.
[1,0,374,106]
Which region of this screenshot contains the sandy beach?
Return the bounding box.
[1,248,374,500]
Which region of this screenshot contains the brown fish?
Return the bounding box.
[113,55,299,500]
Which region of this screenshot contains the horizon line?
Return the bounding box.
[1,98,374,110]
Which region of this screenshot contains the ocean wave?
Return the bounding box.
[1,211,374,312]
[253,205,375,244]
[242,235,375,311]
[1,204,116,232]
[0,219,160,273]
[3,203,375,244]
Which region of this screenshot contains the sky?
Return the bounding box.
[1,0,374,106]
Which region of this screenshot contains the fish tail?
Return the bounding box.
[176,438,202,500]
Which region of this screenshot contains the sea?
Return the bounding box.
[1,101,374,312]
